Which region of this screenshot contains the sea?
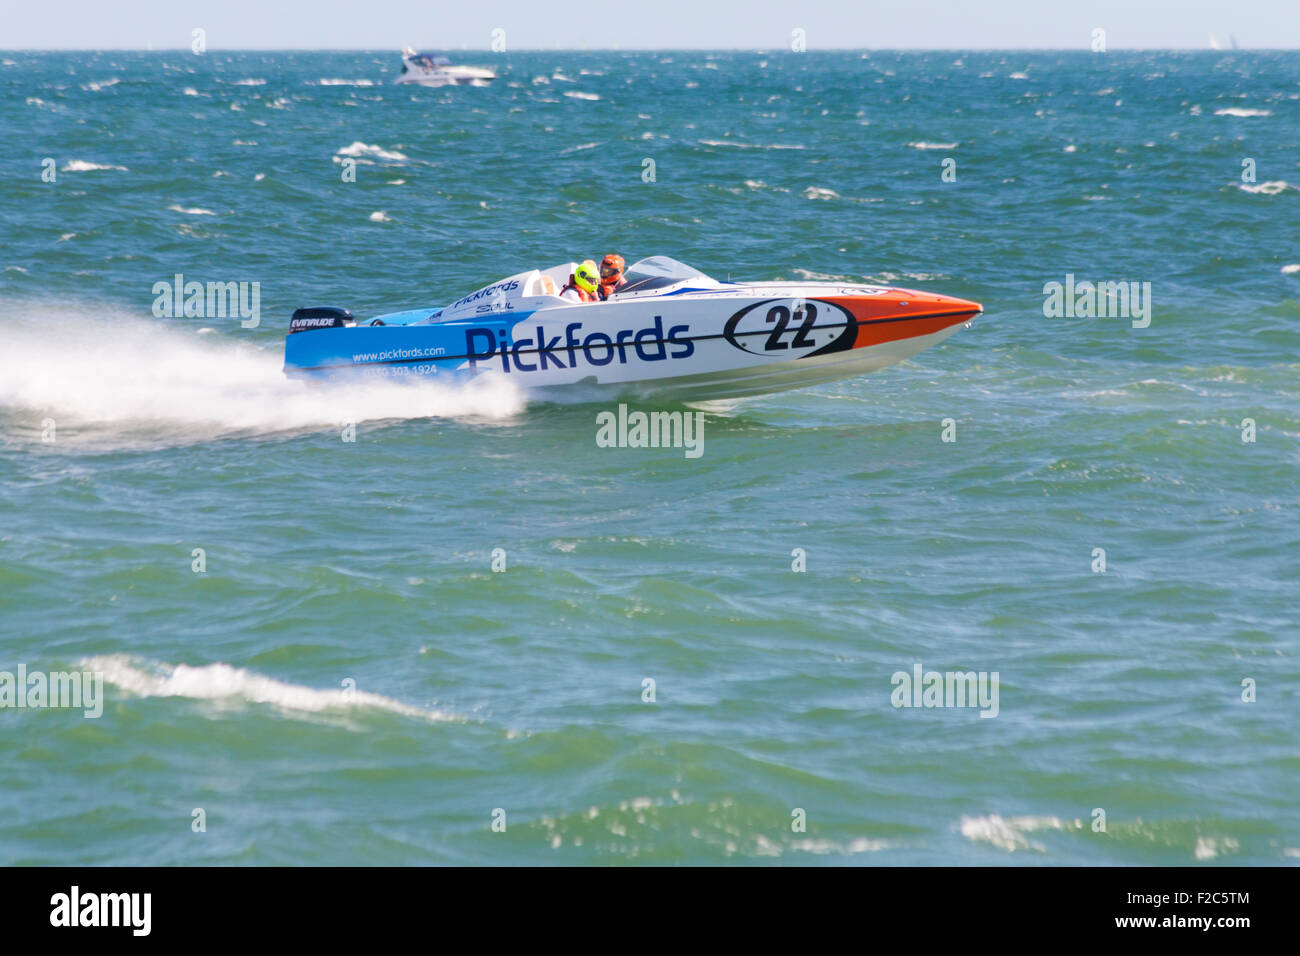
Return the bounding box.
[1,49,1297,864]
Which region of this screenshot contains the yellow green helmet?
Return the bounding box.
[573,259,599,295]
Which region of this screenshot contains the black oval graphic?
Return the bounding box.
[723,299,857,358]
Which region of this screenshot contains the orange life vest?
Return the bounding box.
[598,277,626,300]
[561,277,596,302]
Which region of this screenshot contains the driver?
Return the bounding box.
[597,253,628,300]
[559,259,600,302]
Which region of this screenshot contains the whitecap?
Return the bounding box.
[698,139,805,150]
[959,814,1071,852]
[85,655,457,723]
[1194,836,1239,860]
[789,837,893,854]
[61,160,127,172]
[1238,180,1292,195]
[335,141,408,161]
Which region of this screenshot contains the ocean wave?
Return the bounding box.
[1194,836,1240,860]
[787,837,894,855]
[1214,107,1271,117]
[1237,180,1293,195]
[906,141,958,150]
[85,655,457,723]
[698,139,805,150]
[335,141,408,162]
[959,814,1077,852]
[61,160,127,172]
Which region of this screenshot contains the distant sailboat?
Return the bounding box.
[1209,33,1223,50]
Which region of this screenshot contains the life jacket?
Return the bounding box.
[598,277,626,301]
[561,277,596,302]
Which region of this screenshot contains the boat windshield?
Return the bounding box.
[411,53,450,68]
[618,256,718,294]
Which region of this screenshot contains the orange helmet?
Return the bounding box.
[599,253,626,284]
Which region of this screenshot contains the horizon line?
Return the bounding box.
[1,46,1291,52]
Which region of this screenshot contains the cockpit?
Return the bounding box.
[525,257,720,300]
[401,51,452,72]
[433,256,724,321]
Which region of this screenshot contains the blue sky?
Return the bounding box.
[5,0,1297,49]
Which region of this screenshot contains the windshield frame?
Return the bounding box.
[616,256,719,295]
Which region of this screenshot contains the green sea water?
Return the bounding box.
[1,50,1297,864]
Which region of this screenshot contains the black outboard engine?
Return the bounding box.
[288,307,355,334]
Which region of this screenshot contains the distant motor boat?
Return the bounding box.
[395,48,495,87]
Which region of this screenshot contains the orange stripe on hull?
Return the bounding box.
[821,295,981,351]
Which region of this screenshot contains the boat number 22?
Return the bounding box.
[762,303,820,351]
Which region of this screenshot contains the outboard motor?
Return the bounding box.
[289,306,355,334]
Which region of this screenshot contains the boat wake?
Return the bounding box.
[0,305,526,448]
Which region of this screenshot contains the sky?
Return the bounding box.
[3,0,1297,49]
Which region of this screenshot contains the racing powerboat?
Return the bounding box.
[395,48,495,87]
[283,256,982,401]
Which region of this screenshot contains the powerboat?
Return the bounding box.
[283,256,982,401]
[395,48,495,87]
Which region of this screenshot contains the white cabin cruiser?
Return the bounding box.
[395,48,496,87]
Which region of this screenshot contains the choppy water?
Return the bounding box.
[1,50,1298,865]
